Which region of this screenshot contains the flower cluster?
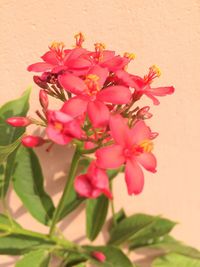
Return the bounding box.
[7,33,174,197]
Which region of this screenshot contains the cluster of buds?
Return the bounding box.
[7,33,174,196]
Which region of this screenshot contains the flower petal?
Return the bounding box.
[125,159,144,195]
[148,86,175,96]
[88,65,109,87]
[136,152,157,173]
[101,56,128,71]
[58,73,86,94]
[87,100,110,127]
[130,120,151,145]
[61,96,88,117]
[74,174,93,198]
[109,114,129,146]
[41,51,59,65]
[27,62,54,72]
[97,86,131,104]
[96,145,125,169]
[46,125,72,145]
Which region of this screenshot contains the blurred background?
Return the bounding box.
[0,0,200,266]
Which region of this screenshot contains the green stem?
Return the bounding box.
[110,181,117,226]
[49,147,81,236]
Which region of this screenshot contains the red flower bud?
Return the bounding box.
[92,251,106,262]
[6,117,31,127]
[22,136,45,148]
[39,90,49,110]
[33,75,48,89]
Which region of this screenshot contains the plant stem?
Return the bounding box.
[49,147,81,236]
[110,181,117,226]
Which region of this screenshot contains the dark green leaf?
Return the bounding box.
[15,249,50,267]
[85,245,134,267]
[113,209,127,225]
[0,88,31,198]
[13,146,55,225]
[0,137,22,165]
[65,252,88,267]
[128,217,176,250]
[86,195,109,241]
[109,213,157,246]
[152,252,200,267]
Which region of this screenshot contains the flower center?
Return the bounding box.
[123,140,153,159]
[124,52,135,62]
[54,122,63,132]
[84,74,100,97]
[143,65,161,84]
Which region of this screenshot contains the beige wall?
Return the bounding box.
[0,0,200,266]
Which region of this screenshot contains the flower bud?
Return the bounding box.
[22,135,45,148]
[33,75,48,89]
[92,251,106,262]
[137,106,152,119]
[150,132,159,140]
[39,90,49,110]
[6,117,31,127]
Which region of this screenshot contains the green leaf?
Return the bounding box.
[0,88,31,198]
[152,253,200,267]
[15,249,50,267]
[113,209,127,225]
[64,252,88,267]
[143,235,200,260]
[86,195,109,241]
[128,217,176,250]
[85,245,134,267]
[0,234,54,255]
[0,137,22,165]
[57,157,91,221]
[0,213,21,229]
[109,213,156,246]
[13,146,55,225]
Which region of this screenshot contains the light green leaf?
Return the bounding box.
[86,195,109,241]
[128,217,176,250]
[152,253,200,267]
[0,213,21,229]
[0,137,22,165]
[0,88,31,198]
[15,249,50,267]
[13,146,55,225]
[85,245,134,267]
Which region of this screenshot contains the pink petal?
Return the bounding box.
[58,73,86,94]
[96,145,125,169]
[115,70,137,88]
[101,56,128,71]
[46,125,71,145]
[88,65,109,87]
[64,119,83,139]
[61,96,88,117]
[68,58,91,69]
[27,62,54,72]
[144,92,160,105]
[65,47,88,62]
[41,51,59,65]
[87,100,110,127]
[109,114,129,147]
[125,159,144,195]
[148,86,175,96]
[74,174,93,198]
[136,152,157,173]
[130,120,151,145]
[97,86,131,104]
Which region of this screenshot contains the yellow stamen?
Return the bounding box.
[50,41,65,50]
[140,140,154,153]
[54,122,63,131]
[74,32,85,47]
[94,43,106,51]
[124,52,136,60]
[85,74,99,82]
[150,65,161,77]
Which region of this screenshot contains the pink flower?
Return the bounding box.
[96,114,157,195]
[27,41,91,76]
[92,251,106,262]
[46,110,82,145]
[131,65,175,105]
[59,65,131,127]
[74,161,112,199]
